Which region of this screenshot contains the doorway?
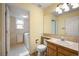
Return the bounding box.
[5,4,30,56]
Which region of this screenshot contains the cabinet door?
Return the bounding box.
[58,47,77,56]
[58,53,65,56]
[47,47,57,56]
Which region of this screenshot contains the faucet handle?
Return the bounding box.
[35,39,39,44]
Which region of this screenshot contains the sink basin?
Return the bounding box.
[64,41,74,44]
[50,38,74,45]
[58,39,74,46]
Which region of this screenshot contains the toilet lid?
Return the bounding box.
[37,44,47,49]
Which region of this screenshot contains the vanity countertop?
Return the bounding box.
[42,35,53,38]
[46,38,79,51]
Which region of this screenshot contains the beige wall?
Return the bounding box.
[44,13,52,33]
[10,16,16,46]
[11,4,43,53]
[43,4,58,34]
[27,4,43,53]
[0,3,2,55]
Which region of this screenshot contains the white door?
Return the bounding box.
[5,6,10,55]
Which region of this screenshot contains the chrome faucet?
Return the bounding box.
[61,36,65,41]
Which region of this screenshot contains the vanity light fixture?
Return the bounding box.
[61,3,70,12]
[22,15,28,18]
[55,3,79,15]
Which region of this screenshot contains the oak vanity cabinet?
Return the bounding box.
[58,46,78,56]
[47,42,57,56]
[47,42,78,56]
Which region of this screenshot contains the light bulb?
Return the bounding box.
[56,7,62,14]
[71,3,79,9]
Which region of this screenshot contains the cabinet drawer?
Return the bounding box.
[58,47,77,56]
[47,43,57,50]
[47,47,57,56]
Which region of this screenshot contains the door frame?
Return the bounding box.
[5,4,10,56]
[2,4,10,56]
[2,3,6,56]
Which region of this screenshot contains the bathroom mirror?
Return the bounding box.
[54,16,79,36]
[65,16,79,36]
[50,3,79,36]
[51,16,79,36]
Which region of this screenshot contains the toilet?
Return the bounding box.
[37,39,47,56]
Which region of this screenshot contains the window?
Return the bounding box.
[16,19,24,29]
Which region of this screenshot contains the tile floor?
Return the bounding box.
[8,44,29,56]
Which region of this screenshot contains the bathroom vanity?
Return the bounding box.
[41,33,79,56]
[46,38,78,56]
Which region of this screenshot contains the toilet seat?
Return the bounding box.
[37,44,46,50]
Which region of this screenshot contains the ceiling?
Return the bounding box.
[34,3,52,8]
[7,4,29,19]
[7,3,56,18]
[7,3,53,18]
